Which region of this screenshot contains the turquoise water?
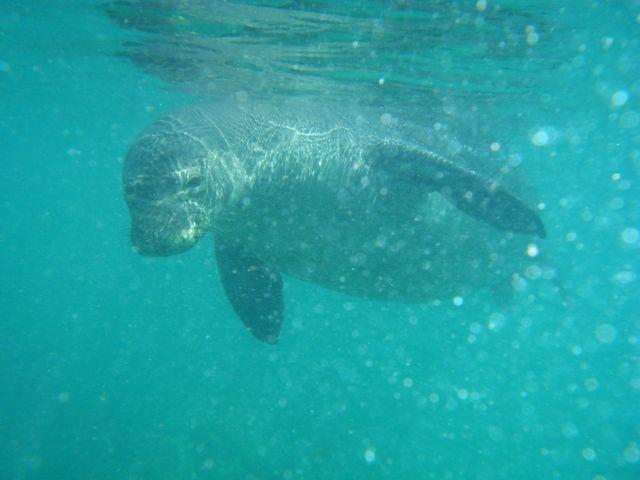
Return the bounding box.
[1,1,639,479]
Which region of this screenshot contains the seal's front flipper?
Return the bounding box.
[214,237,283,344]
[372,142,546,238]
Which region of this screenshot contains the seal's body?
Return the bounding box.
[124,102,544,343]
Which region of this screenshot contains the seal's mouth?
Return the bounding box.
[131,224,198,256]
[129,202,208,256]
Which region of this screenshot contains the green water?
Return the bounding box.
[1,1,639,479]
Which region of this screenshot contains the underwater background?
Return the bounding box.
[1,1,639,479]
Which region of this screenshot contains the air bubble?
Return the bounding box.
[531,129,549,146]
[620,111,639,129]
[582,447,596,461]
[584,378,599,391]
[525,26,539,46]
[623,442,640,463]
[594,324,617,344]
[621,228,638,244]
[380,113,395,126]
[525,265,542,280]
[364,448,376,463]
[456,388,469,400]
[611,90,629,106]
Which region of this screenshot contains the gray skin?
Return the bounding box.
[123,102,545,343]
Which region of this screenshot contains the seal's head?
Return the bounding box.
[123,127,213,256]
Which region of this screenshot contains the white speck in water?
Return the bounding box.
[508,153,523,166]
[531,129,549,146]
[611,90,629,106]
[623,442,640,463]
[613,270,636,284]
[525,26,539,45]
[364,448,376,463]
[542,266,556,280]
[602,36,614,49]
[582,447,596,461]
[66,147,82,157]
[456,388,469,400]
[380,112,395,126]
[476,0,487,12]
[525,265,542,280]
[584,377,599,391]
[620,111,640,129]
[561,422,579,438]
[594,324,617,344]
[452,296,463,306]
[487,312,505,331]
[343,302,355,312]
[621,228,638,244]
[511,274,527,292]
[526,243,539,257]
[378,77,385,86]
[490,142,500,152]
[403,377,414,388]
[609,197,624,210]
[352,40,359,48]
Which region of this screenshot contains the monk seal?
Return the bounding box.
[123,102,545,344]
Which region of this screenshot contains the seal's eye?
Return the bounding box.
[186,176,202,189]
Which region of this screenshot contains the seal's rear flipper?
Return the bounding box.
[214,237,283,344]
[372,142,546,238]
